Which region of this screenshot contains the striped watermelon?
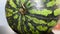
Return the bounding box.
[5,0,60,34]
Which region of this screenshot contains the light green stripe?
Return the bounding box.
[28,23,39,34]
[6,8,13,12]
[13,11,18,14]
[16,0,20,5]
[17,16,21,31]
[24,25,27,32]
[33,30,39,34]
[21,0,26,4]
[13,14,19,19]
[28,23,34,31]
[9,0,17,8]
[22,16,27,32]
[6,8,13,17]
[37,26,48,31]
[26,0,33,7]
[26,15,47,24]
[47,20,57,26]
[54,8,60,16]
[26,0,30,6]
[29,9,52,16]
[47,0,56,7]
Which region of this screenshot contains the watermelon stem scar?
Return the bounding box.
[19,4,26,15]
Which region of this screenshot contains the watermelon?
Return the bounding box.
[5,0,60,34]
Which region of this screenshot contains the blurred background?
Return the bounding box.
[0,0,60,34]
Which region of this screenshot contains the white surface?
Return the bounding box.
[0,0,60,34]
[52,30,60,34]
[0,0,16,34]
[0,0,7,25]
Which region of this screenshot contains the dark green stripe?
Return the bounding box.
[13,0,21,8]
[7,12,19,26]
[6,2,16,10]
[24,0,29,5]
[27,13,58,21]
[17,14,21,30]
[20,15,25,34]
[26,14,48,20]
[6,2,17,12]
[24,16,32,34]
